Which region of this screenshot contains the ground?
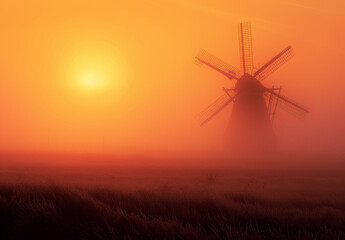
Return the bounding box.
[1,152,345,239]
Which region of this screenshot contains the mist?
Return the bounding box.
[0,1,344,163]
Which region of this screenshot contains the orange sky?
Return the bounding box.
[0,0,344,157]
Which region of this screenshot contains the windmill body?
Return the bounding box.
[195,22,308,153]
[230,74,275,151]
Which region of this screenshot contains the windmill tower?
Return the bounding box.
[195,22,308,153]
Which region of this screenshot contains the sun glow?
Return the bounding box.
[64,41,125,93]
[80,71,105,90]
[86,77,96,87]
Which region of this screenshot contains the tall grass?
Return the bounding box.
[1,183,345,240]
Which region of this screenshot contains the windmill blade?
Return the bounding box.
[254,46,294,81]
[238,22,254,74]
[196,93,236,126]
[195,49,241,80]
[269,91,309,118]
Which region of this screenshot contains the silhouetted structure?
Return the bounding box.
[196,22,308,153]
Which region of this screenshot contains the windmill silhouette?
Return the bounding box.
[195,22,308,151]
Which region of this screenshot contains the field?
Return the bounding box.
[1,152,345,239]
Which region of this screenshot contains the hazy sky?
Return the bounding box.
[0,0,344,157]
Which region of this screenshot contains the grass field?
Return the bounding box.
[1,152,345,239]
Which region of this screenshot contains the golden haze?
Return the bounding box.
[0,0,344,158]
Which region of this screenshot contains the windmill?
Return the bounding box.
[195,22,308,151]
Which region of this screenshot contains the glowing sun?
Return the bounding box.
[64,41,125,93]
[81,72,104,90]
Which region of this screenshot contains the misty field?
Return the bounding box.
[1,152,345,239]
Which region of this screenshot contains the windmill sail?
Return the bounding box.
[196,93,236,126]
[195,49,241,80]
[254,46,294,81]
[269,91,308,118]
[238,22,254,74]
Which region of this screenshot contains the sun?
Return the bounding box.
[85,77,98,89]
[81,72,104,90]
[64,40,125,93]
[86,78,95,86]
